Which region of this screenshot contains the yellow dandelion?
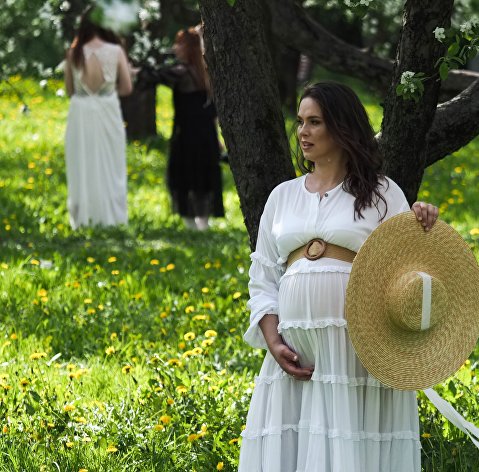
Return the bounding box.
[45,168,53,175]
[160,311,168,318]
[182,350,193,358]
[454,166,463,173]
[10,333,17,340]
[204,329,217,338]
[187,433,199,442]
[78,469,88,472]
[106,445,118,453]
[63,404,76,412]
[204,262,212,269]
[83,298,92,304]
[160,415,171,424]
[176,385,188,394]
[111,270,120,275]
[470,228,479,236]
[167,358,182,367]
[28,162,36,169]
[201,287,209,293]
[421,433,431,438]
[166,263,175,271]
[67,363,76,371]
[29,352,47,360]
[178,341,186,349]
[184,332,195,341]
[185,305,195,313]
[167,398,175,405]
[110,332,118,340]
[108,256,117,263]
[37,288,48,297]
[74,416,87,424]
[98,304,104,310]
[153,424,165,431]
[192,347,203,356]
[65,441,74,448]
[229,437,240,445]
[1,263,8,269]
[202,302,215,309]
[30,259,40,266]
[87,308,96,315]
[86,257,95,263]
[192,314,209,321]
[150,259,160,265]
[217,462,224,470]
[122,365,133,374]
[201,339,214,348]
[233,291,242,299]
[105,346,116,355]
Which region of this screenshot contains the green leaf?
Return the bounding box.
[439,62,449,81]
[448,42,460,56]
[226,0,237,6]
[29,390,42,403]
[447,380,457,397]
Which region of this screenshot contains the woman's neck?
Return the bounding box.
[306,163,347,195]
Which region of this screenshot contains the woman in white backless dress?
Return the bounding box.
[64,7,132,229]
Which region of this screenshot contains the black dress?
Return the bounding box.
[143,63,224,218]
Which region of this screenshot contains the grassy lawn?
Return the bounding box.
[0,76,478,471]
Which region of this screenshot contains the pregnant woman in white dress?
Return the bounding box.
[239,82,439,471]
[64,7,132,229]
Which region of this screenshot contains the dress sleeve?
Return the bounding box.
[244,191,285,349]
[137,63,185,89]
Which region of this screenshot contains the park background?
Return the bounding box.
[1,1,479,471]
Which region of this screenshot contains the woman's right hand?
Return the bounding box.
[269,341,314,381]
[259,314,314,381]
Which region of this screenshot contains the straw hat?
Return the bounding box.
[346,211,479,390]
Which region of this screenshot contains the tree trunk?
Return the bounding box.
[379,0,454,203]
[120,86,157,140]
[199,0,295,248]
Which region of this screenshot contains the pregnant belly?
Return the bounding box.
[278,270,350,368]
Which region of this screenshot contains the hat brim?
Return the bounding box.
[346,211,479,390]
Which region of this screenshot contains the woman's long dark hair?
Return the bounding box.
[70,5,122,69]
[296,81,387,220]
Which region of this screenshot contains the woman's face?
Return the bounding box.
[297,97,342,164]
[174,42,187,62]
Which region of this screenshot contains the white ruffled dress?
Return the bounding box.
[65,43,128,229]
[239,175,421,472]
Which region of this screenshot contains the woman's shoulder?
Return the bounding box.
[271,175,304,196]
[378,175,406,196]
[264,175,305,208]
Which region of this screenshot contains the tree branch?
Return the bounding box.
[425,78,479,167]
[265,0,478,97]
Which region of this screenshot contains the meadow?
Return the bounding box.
[0,76,478,471]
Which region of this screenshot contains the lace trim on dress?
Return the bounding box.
[254,372,383,388]
[277,319,347,332]
[250,251,284,270]
[241,424,421,442]
[283,266,352,277]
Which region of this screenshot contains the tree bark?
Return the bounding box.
[120,87,157,140]
[379,0,454,203]
[199,0,295,248]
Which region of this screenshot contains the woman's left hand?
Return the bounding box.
[411,201,439,231]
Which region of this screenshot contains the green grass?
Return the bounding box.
[0,76,478,471]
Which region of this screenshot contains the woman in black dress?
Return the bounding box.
[142,27,224,230]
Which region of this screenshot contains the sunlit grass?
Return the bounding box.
[0,76,478,471]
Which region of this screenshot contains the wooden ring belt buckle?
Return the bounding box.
[304,238,326,261]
